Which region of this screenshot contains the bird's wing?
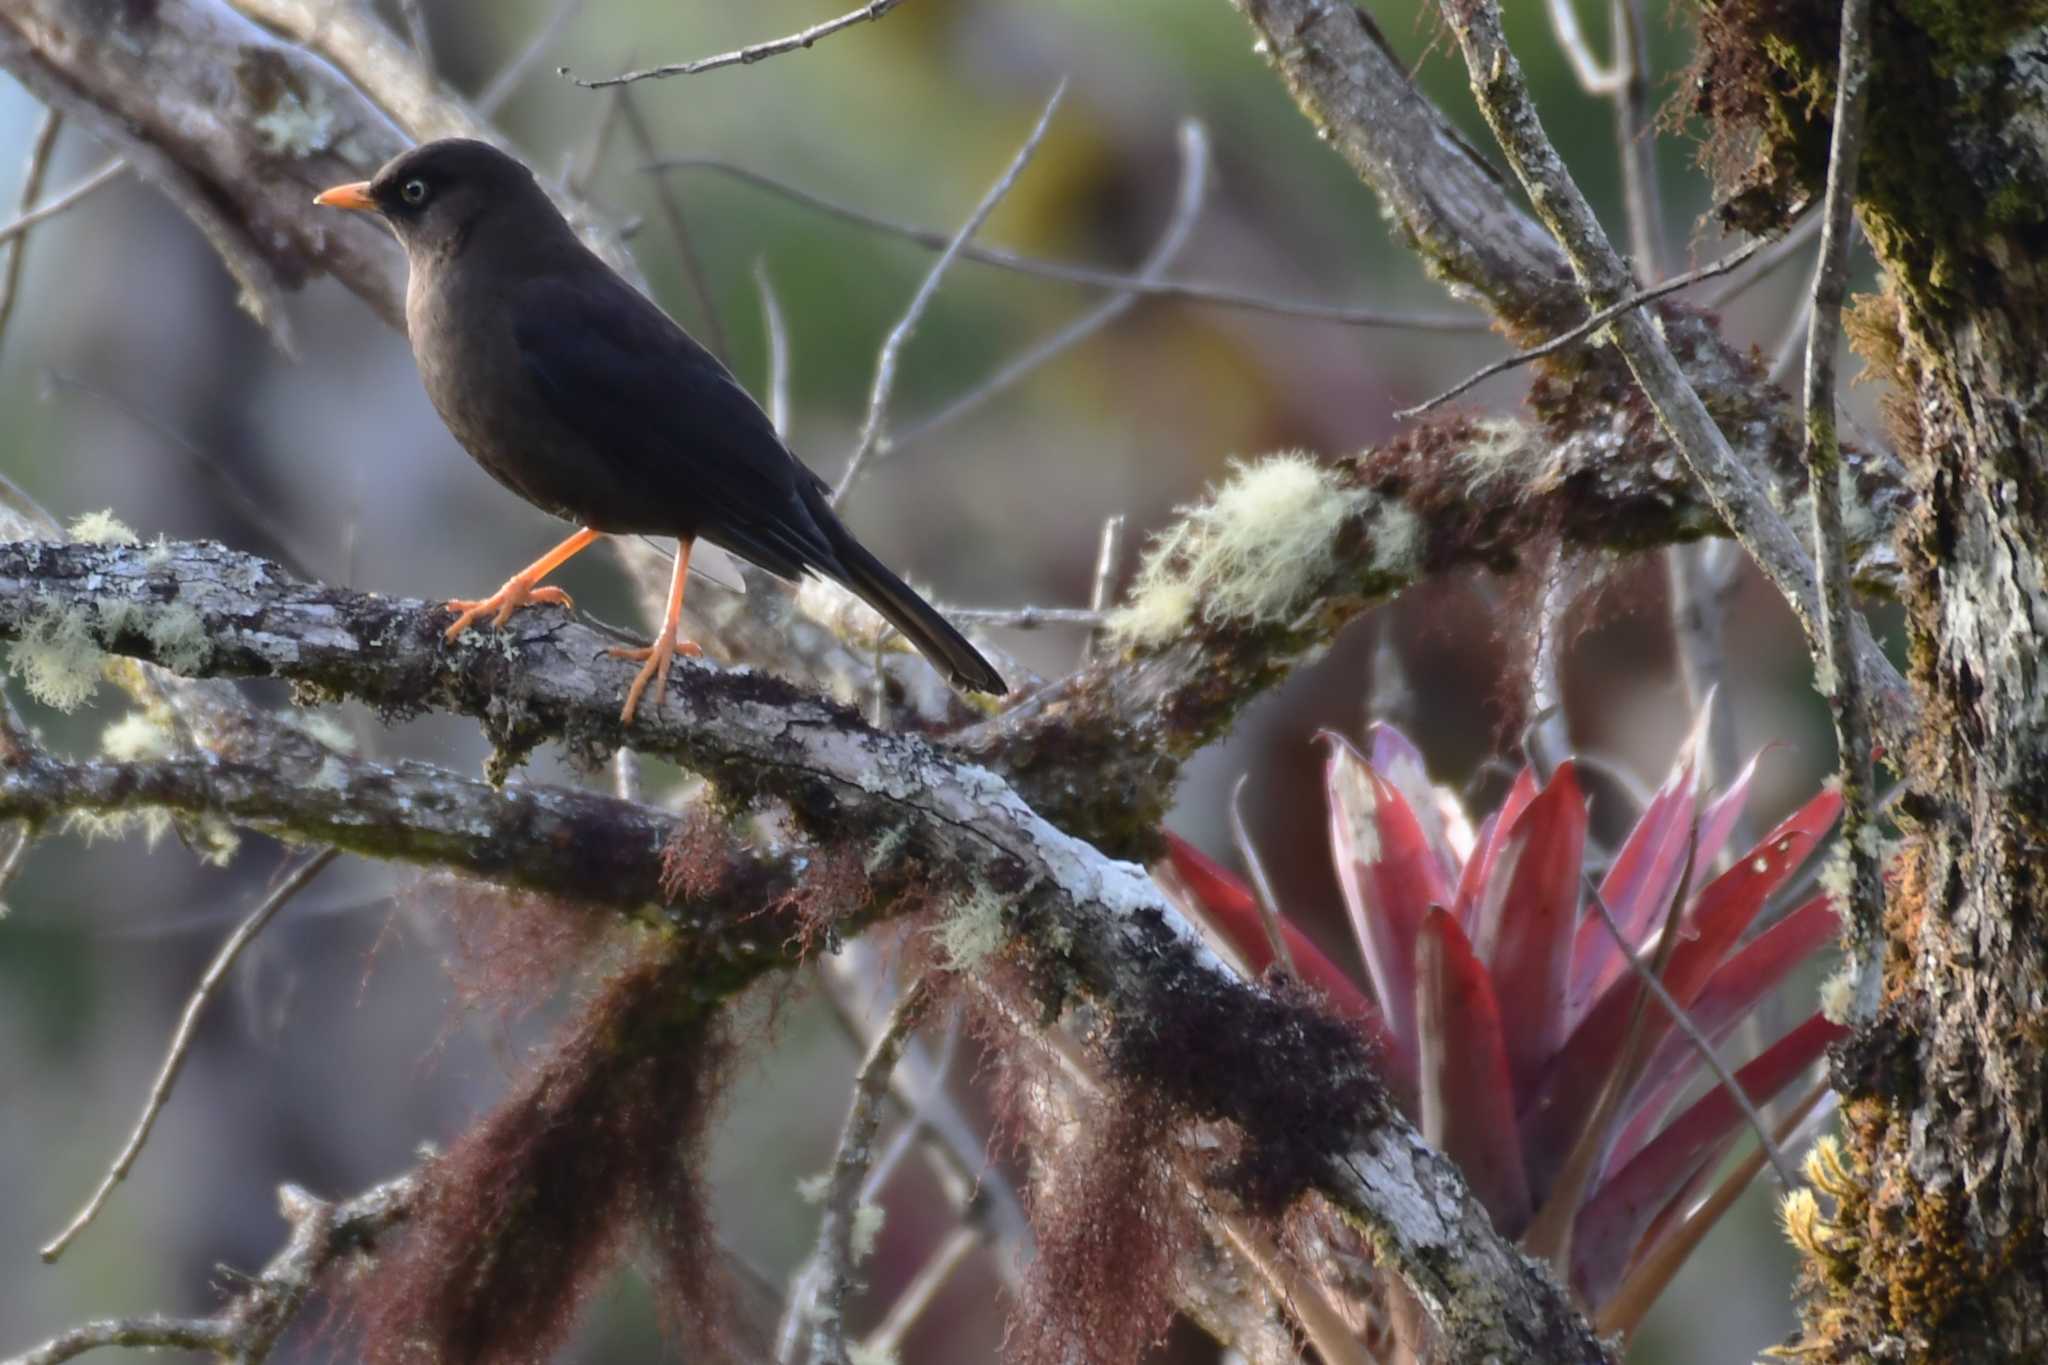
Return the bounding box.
[511,271,837,581]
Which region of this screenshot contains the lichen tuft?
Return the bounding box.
[1106,453,1364,648]
[68,510,138,547]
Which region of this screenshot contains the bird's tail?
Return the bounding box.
[820,521,1008,696]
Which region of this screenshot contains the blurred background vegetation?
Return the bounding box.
[0,1,1882,1359]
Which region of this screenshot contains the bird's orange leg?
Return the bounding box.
[613,538,704,725]
[443,527,601,640]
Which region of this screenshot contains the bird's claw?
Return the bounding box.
[611,634,703,725]
[442,583,575,640]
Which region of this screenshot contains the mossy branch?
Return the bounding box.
[0,534,1608,1360]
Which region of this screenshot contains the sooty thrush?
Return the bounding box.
[315,138,1007,724]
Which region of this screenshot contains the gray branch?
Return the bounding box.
[0,535,1605,1360]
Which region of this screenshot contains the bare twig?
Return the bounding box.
[476,0,586,115]
[1544,0,1621,93]
[1802,0,1882,1011]
[567,0,908,88]
[882,120,1210,456]
[802,975,935,1365]
[1702,212,1823,309]
[394,0,433,70]
[1584,865,1799,1190]
[755,258,792,439]
[1437,0,1910,748]
[832,81,1066,506]
[1608,0,1664,277]
[1395,232,1777,418]
[618,89,731,363]
[7,1170,415,1365]
[1084,512,1125,663]
[859,1223,980,1361]
[564,85,626,196]
[40,848,341,1262]
[937,604,1101,628]
[0,109,61,354]
[647,156,1488,332]
[41,370,319,581]
[1523,814,1700,1264]
[1228,774,1298,978]
[1526,553,1577,775]
[1595,1080,1829,1338]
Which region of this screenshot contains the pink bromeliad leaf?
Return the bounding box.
[1517,788,1840,1197]
[1567,759,1697,1022]
[1606,893,1840,1170]
[1368,721,1467,886]
[1690,745,1769,887]
[1323,732,1453,1053]
[1570,1010,1845,1306]
[1453,767,1538,931]
[1417,906,1533,1233]
[1467,762,1588,1105]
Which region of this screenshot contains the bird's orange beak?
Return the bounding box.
[313,181,377,212]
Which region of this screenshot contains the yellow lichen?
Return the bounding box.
[935,883,1009,973]
[67,510,139,547]
[1106,453,1364,647]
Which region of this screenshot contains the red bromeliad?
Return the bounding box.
[1161,720,1845,1339]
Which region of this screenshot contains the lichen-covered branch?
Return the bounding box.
[0,536,1606,1360]
[960,414,1903,856]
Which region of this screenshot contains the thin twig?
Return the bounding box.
[394,0,434,70]
[618,89,730,363]
[476,0,587,115]
[1595,1080,1829,1338]
[754,258,792,439]
[937,604,1101,628]
[832,81,1066,506]
[1523,811,1699,1265]
[6,1169,416,1365]
[40,370,320,581]
[1395,233,1775,418]
[564,85,626,196]
[1702,212,1823,309]
[882,119,1210,456]
[814,946,1027,1246]
[1083,512,1125,663]
[647,156,1489,332]
[861,1007,962,1202]
[1228,774,1299,978]
[1526,553,1577,775]
[567,0,907,87]
[0,109,62,355]
[1584,867,1799,1189]
[1803,0,1881,1014]
[1439,0,1910,746]
[40,848,341,1263]
[1608,0,1664,277]
[1544,0,1621,92]
[859,1223,980,1361]
[802,975,935,1365]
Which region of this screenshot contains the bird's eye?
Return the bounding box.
[400,178,430,206]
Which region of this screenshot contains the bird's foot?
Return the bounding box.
[612,633,704,725]
[443,582,576,640]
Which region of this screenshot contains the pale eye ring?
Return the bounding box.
[400,178,429,206]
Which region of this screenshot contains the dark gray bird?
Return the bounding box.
[314,138,1006,723]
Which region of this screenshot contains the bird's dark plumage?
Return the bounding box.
[315,139,1006,711]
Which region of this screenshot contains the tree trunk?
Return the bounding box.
[1771,6,2048,1358]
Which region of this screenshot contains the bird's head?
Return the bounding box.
[314,138,560,261]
